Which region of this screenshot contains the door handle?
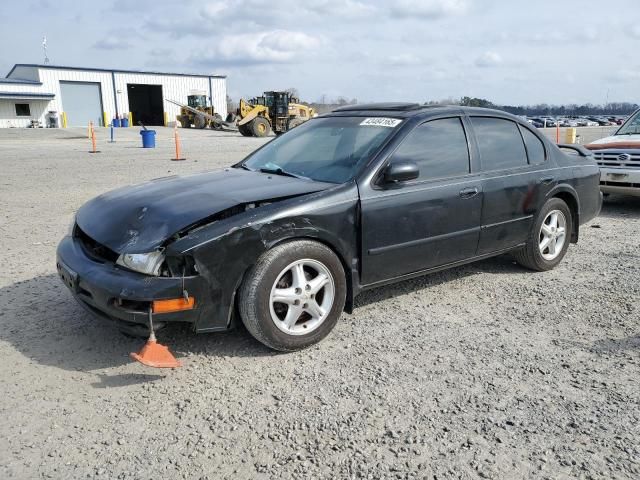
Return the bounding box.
[459,187,479,198]
[539,176,555,185]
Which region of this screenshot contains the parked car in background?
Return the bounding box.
[577,118,599,127]
[586,108,640,197]
[527,118,544,128]
[57,104,603,350]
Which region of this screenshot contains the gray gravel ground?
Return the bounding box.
[0,126,638,479]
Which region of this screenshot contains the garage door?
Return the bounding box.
[59,81,104,127]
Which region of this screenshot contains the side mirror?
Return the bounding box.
[382,161,419,184]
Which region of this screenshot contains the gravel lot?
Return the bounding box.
[0,126,638,479]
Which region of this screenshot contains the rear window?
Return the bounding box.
[519,126,546,165]
[471,117,528,171]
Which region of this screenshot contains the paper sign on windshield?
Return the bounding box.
[360,117,402,128]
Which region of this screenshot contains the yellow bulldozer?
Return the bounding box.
[176,94,223,129]
[236,91,315,137]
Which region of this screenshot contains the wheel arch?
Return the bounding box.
[547,185,580,243]
[232,234,355,322]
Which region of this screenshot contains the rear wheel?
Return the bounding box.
[180,115,191,128]
[239,240,346,351]
[211,113,223,130]
[251,117,271,137]
[514,198,572,271]
[287,117,304,131]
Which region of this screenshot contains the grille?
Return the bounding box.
[593,150,640,168]
[76,227,119,263]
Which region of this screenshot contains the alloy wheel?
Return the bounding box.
[539,210,567,261]
[269,259,335,335]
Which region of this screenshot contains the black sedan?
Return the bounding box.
[57,104,602,351]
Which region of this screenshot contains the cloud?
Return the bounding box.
[604,68,640,83]
[475,51,502,68]
[390,0,468,19]
[191,30,322,66]
[385,53,423,66]
[92,38,131,50]
[304,0,377,18]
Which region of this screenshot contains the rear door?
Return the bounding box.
[359,117,483,285]
[470,116,551,255]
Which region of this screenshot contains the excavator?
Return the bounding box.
[236,91,315,137]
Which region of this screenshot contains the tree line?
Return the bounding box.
[435,97,639,116]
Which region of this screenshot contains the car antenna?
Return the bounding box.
[130,308,181,368]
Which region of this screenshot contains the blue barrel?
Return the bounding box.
[121,118,129,128]
[140,130,156,148]
[112,118,121,127]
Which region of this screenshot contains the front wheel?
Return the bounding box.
[513,198,572,271]
[239,240,347,351]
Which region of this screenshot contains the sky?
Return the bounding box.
[1,0,638,105]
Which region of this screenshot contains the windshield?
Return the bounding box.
[241,116,401,183]
[617,110,640,135]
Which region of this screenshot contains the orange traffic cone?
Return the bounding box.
[130,309,181,368]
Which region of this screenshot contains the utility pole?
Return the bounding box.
[42,36,50,64]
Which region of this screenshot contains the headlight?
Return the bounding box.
[116,251,165,276]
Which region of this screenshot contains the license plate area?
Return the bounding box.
[57,261,79,293]
[606,172,629,181]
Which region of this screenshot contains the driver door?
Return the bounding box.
[359,117,483,285]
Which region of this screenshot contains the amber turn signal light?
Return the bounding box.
[152,296,195,314]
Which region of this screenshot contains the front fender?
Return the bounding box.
[165,184,360,332]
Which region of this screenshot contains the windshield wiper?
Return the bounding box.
[235,164,253,171]
[259,167,308,180]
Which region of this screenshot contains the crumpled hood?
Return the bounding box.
[76,168,333,254]
[586,134,640,150]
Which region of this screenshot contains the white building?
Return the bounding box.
[0,64,227,128]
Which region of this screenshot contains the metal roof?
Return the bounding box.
[0,92,55,100]
[6,64,226,79]
[0,77,42,85]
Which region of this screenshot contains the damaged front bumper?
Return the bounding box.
[56,235,210,330]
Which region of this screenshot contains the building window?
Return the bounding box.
[15,104,31,116]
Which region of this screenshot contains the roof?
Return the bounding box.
[333,102,423,112]
[0,92,55,100]
[0,77,42,85]
[6,64,226,79]
[328,104,522,121]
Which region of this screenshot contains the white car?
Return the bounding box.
[586,108,640,197]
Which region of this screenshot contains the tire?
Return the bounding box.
[287,117,304,131]
[513,197,572,271]
[251,117,271,137]
[211,113,223,130]
[180,115,191,128]
[194,114,206,129]
[226,112,237,123]
[238,123,252,136]
[239,240,347,351]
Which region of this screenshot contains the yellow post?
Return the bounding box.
[164,111,168,127]
[103,111,108,127]
[565,128,577,144]
[128,112,133,127]
[61,112,68,128]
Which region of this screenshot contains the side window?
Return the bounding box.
[519,126,546,165]
[471,117,528,171]
[390,117,470,181]
[15,103,30,116]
